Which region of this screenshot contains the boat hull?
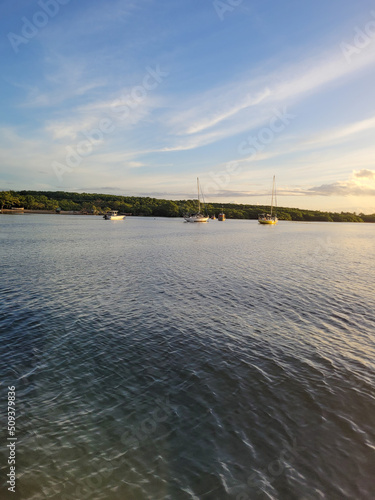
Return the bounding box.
[104,215,125,220]
[258,218,277,224]
[184,216,209,223]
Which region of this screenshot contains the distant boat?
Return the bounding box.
[103,210,125,220]
[184,178,209,223]
[211,214,217,220]
[218,208,226,221]
[258,176,278,225]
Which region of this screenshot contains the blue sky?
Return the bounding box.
[1,0,375,212]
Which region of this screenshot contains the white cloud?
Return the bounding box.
[280,170,375,197]
[354,168,375,179]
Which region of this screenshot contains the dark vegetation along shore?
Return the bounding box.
[1,190,374,222]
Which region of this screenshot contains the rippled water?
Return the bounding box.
[0,214,374,499]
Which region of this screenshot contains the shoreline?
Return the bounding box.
[1,209,97,215]
[0,210,374,222]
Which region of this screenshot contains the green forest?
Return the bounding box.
[1,190,374,222]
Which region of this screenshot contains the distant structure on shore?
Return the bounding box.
[1,207,24,213]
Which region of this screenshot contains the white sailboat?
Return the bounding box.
[184,178,209,223]
[258,176,278,224]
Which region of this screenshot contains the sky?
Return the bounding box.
[1,0,375,213]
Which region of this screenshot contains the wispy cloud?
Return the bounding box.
[184,87,272,135]
[228,115,375,169]
[160,41,375,152]
[46,91,164,142]
[301,116,375,149]
[16,55,107,109]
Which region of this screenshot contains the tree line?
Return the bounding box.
[1,190,374,222]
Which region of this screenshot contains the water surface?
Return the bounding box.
[0,215,374,499]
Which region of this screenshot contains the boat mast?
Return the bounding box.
[197,177,200,213]
[270,175,275,216]
[274,176,277,215]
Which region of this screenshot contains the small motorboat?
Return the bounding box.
[103,210,125,220]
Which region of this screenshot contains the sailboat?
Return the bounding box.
[184,178,209,223]
[258,175,278,224]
